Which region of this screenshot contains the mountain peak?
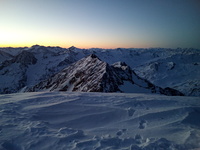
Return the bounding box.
[14,51,37,65]
[27,54,108,92]
[27,54,184,96]
[31,44,44,49]
[87,54,102,61]
[90,53,98,59]
[68,46,76,51]
[81,54,102,64]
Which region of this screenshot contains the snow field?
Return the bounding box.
[0,92,200,150]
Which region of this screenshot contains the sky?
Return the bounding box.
[0,0,200,49]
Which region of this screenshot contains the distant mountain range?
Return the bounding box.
[0,45,199,96]
[26,54,183,96]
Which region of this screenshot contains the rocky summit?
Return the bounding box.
[0,46,199,96]
[27,54,184,96]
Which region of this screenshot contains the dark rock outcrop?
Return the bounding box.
[27,54,184,96]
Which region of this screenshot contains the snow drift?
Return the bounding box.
[0,92,200,150]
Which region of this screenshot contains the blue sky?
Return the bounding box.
[0,0,200,48]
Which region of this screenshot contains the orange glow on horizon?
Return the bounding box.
[0,42,151,49]
[0,29,149,49]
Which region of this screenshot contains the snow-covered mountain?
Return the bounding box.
[134,50,200,96]
[0,50,13,63]
[27,54,183,96]
[0,45,199,96]
[0,45,80,94]
[0,50,37,93]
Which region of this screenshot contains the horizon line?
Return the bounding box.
[0,44,199,50]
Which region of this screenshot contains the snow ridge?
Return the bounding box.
[27,54,184,96]
[0,45,199,96]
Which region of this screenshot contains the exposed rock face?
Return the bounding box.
[0,50,13,63]
[27,54,184,96]
[13,51,37,66]
[28,54,108,92]
[0,51,37,94]
[160,87,184,96]
[0,46,199,96]
[0,51,37,70]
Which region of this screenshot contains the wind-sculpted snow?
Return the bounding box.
[0,92,200,150]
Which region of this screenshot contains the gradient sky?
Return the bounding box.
[0,0,200,49]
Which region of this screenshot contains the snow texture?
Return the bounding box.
[0,92,200,150]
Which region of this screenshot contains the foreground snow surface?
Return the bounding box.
[0,92,200,150]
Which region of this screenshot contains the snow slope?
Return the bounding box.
[134,50,200,96]
[0,50,13,63]
[0,92,200,150]
[0,45,200,96]
[27,54,183,96]
[0,46,80,93]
